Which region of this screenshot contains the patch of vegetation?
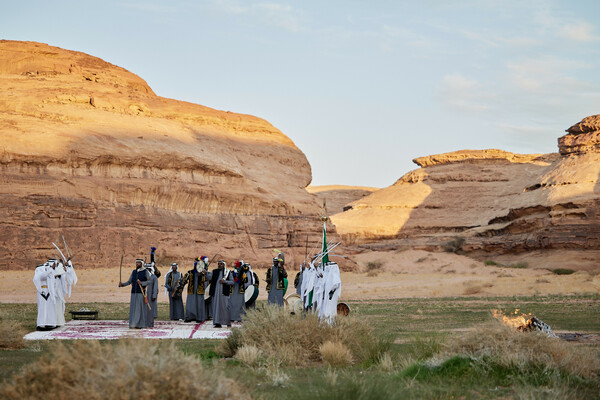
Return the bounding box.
[219,305,390,367]
[507,262,528,269]
[444,236,465,254]
[552,268,575,275]
[0,311,27,350]
[2,295,599,399]
[484,260,528,269]
[0,340,247,400]
[365,260,385,276]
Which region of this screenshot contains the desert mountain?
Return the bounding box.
[332,115,600,255]
[0,40,340,270]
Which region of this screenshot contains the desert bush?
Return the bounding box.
[0,340,249,400]
[235,344,263,367]
[552,268,575,275]
[320,341,353,367]
[365,260,385,276]
[484,260,501,266]
[0,311,27,349]
[507,262,528,269]
[447,320,600,378]
[444,236,465,253]
[219,305,390,367]
[412,336,443,360]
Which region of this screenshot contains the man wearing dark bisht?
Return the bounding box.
[266,253,287,306]
[229,260,247,323]
[178,257,208,322]
[207,260,234,328]
[119,259,151,329]
[164,263,184,320]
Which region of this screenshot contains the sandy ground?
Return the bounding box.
[2,250,598,304]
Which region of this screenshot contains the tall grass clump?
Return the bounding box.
[319,341,353,367]
[220,305,390,367]
[447,320,600,378]
[0,311,27,349]
[0,340,249,400]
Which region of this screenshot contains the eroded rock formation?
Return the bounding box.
[332,116,600,254]
[306,185,379,215]
[559,114,600,155]
[0,40,343,270]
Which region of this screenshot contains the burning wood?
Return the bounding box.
[493,309,558,338]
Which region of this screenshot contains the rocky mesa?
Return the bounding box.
[332,115,600,256]
[0,40,341,270]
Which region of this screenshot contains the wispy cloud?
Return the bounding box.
[437,74,493,113]
[558,22,599,42]
[210,0,304,32]
[118,2,176,13]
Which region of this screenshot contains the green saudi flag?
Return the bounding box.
[322,221,329,264]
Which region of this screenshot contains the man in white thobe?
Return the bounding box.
[319,262,341,323]
[33,260,57,330]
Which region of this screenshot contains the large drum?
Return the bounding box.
[284,294,304,315]
[337,302,351,316]
[244,285,259,307]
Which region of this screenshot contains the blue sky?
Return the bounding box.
[2,0,599,187]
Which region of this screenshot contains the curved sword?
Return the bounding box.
[61,234,71,259]
[52,242,67,263]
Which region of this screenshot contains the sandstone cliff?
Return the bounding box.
[0,40,341,270]
[332,116,600,254]
[306,185,379,215]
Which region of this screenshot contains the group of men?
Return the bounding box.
[295,257,342,323]
[33,244,342,331]
[33,257,77,330]
[119,248,290,329]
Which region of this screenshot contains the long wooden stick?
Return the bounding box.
[138,281,151,309]
[119,255,123,284]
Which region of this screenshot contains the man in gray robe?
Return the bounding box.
[164,263,184,320]
[267,256,287,306]
[229,260,246,322]
[146,265,159,327]
[207,260,234,327]
[119,259,151,329]
[179,258,208,322]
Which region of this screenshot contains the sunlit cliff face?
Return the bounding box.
[0,40,346,270]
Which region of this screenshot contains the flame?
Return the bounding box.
[493,309,533,330]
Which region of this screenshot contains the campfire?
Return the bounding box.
[493,309,558,338]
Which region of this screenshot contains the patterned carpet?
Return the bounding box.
[24,320,240,340]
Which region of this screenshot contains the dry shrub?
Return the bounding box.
[235,344,263,367]
[377,352,395,372]
[0,340,249,400]
[0,313,27,349]
[366,260,384,274]
[463,284,483,295]
[320,341,353,367]
[448,320,600,378]
[262,359,290,386]
[220,305,389,367]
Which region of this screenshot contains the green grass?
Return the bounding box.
[552,268,576,275]
[1,294,599,399]
[484,260,528,269]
